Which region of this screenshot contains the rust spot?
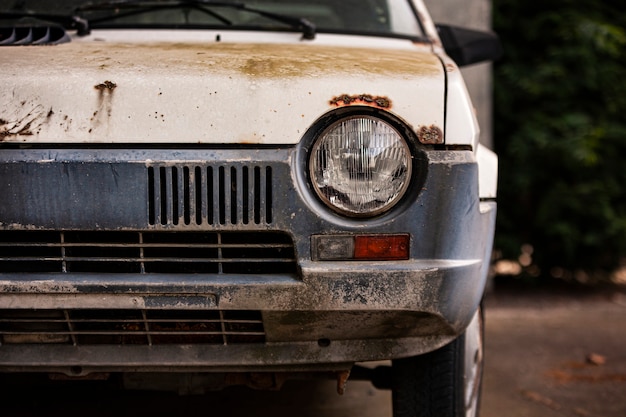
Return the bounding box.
[94,80,117,91]
[0,119,7,140]
[336,370,350,395]
[0,104,48,139]
[329,94,392,109]
[417,125,443,144]
[19,122,34,135]
[93,81,116,128]
[0,121,34,139]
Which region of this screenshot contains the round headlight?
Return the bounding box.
[309,116,412,217]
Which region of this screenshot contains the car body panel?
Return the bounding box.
[0,32,445,146]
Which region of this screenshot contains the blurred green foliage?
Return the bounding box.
[492,0,626,277]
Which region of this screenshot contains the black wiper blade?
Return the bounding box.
[239,2,316,40]
[0,11,90,36]
[76,0,316,40]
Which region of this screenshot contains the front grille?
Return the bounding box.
[0,309,265,345]
[0,231,296,274]
[148,165,273,227]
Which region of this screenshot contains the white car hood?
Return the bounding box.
[0,33,445,144]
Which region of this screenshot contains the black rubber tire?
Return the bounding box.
[391,312,483,417]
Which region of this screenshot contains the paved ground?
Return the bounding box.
[2,281,625,417]
[481,282,626,417]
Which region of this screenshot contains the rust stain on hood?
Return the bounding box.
[94,80,117,91]
[330,94,392,109]
[0,103,50,140]
[227,43,441,78]
[4,42,442,79]
[418,125,444,144]
[0,41,445,144]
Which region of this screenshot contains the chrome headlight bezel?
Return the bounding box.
[302,108,426,219]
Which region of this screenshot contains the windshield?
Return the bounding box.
[1,0,424,39]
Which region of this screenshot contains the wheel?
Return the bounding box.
[391,309,484,417]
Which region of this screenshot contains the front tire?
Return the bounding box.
[391,309,483,417]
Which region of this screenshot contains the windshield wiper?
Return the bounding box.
[76,0,316,40]
[77,0,233,27]
[0,11,90,36]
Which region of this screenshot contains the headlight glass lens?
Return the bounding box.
[309,116,412,217]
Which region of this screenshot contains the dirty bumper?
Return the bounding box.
[0,258,482,372]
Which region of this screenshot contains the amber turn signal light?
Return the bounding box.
[354,235,409,260]
[312,234,409,261]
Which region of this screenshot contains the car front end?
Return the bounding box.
[0,2,498,413]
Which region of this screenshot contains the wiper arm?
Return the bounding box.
[76,0,316,40]
[0,11,90,36]
[227,2,316,40]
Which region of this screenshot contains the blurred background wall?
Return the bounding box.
[424,0,494,149]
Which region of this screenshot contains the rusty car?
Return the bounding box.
[0,1,501,416]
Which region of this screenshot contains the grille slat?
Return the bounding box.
[148,165,272,227]
[0,231,296,274]
[224,166,233,225]
[0,257,295,263]
[0,309,265,346]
